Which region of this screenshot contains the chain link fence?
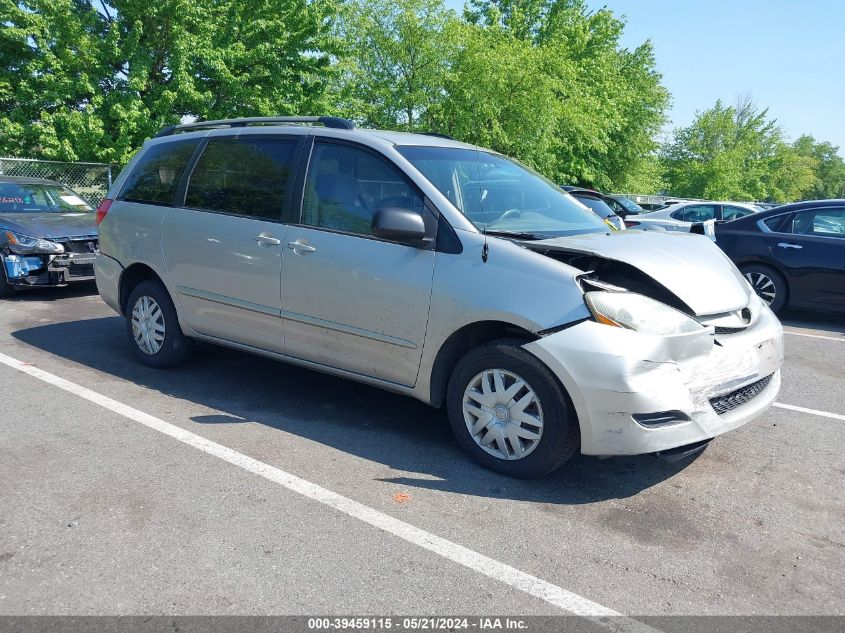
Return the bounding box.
[0,157,113,206]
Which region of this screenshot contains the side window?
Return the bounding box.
[674,205,716,222]
[302,142,425,237]
[184,137,298,220]
[790,208,845,238]
[119,140,199,205]
[722,206,754,221]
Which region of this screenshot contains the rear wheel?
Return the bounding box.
[125,280,192,367]
[446,339,579,478]
[741,264,787,314]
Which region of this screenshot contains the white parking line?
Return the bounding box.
[0,351,656,633]
[773,402,845,421]
[783,330,845,342]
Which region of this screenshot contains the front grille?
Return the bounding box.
[709,374,774,415]
[714,325,747,335]
[68,264,95,278]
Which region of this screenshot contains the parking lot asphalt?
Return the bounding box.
[1,283,843,618]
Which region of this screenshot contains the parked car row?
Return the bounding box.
[4,117,838,479]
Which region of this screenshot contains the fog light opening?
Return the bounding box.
[632,410,691,428]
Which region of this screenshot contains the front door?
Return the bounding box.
[162,136,301,352]
[280,140,436,387]
[776,207,845,308]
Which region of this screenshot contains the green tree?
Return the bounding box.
[335,0,458,131]
[793,135,845,199]
[433,0,669,190]
[0,0,339,165]
[661,98,816,202]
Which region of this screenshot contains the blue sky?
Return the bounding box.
[445,0,845,156]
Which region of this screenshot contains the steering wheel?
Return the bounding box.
[486,209,523,228]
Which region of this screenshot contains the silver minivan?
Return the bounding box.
[94,116,783,478]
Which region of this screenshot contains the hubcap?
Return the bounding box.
[131,295,165,355]
[745,271,776,305]
[462,369,544,461]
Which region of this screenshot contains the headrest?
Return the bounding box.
[316,173,359,206]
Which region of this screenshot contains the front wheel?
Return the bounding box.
[446,339,579,478]
[125,280,192,368]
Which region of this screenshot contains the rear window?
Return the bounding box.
[119,139,200,205]
[672,205,717,222]
[763,214,789,232]
[573,196,613,218]
[185,137,298,220]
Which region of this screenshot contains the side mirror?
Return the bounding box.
[371,207,426,243]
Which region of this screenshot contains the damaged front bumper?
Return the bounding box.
[3,250,97,288]
[524,304,783,456]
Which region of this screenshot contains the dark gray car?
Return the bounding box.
[0,176,99,296]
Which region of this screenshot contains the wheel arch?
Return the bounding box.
[119,263,166,316]
[428,320,539,408]
[734,255,790,280]
[736,258,791,309]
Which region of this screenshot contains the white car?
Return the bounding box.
[628,201,761,232]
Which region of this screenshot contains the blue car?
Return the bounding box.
[0,176,98,296]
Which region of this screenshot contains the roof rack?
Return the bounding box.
[154,116,355,138]
[422,132,455,140]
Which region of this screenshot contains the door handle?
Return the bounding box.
[287,240,317,254]
[777,242,802,250]
[254,233,281,247]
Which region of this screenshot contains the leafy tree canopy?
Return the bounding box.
[792,135,845,200]
[2,0,840,202]
[661,98,818,202]
[0,0,339,164]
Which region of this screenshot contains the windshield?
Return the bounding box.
[0,182,93,214]
[397,146,607,237]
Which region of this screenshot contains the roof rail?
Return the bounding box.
[154,116,355,138]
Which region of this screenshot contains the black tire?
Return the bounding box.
[446,339,580,479]
[0,258,15,298]
[741,264,788,314]
[125,280,192,368]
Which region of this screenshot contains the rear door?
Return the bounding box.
[776,207,845,308]
[161,135,302,352]
[280,139,436,387]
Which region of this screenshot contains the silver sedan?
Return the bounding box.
[629,201,761,232]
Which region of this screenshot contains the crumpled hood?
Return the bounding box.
[531,230,752,315]
[0,212,97,240]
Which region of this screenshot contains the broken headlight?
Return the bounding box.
[584,291,705,336]
[4,230,64,255]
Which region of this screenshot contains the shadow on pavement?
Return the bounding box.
[780,308,845,337]
[4,281,98,302]
[13,314,696,505]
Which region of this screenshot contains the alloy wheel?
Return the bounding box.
[462,369,544,461]
[131,295,166,355]
[744,271,776,305]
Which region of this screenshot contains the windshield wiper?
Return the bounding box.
[484,230,548,241]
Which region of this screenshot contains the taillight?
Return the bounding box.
[624,220,640,228]
[96,198,113,225]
